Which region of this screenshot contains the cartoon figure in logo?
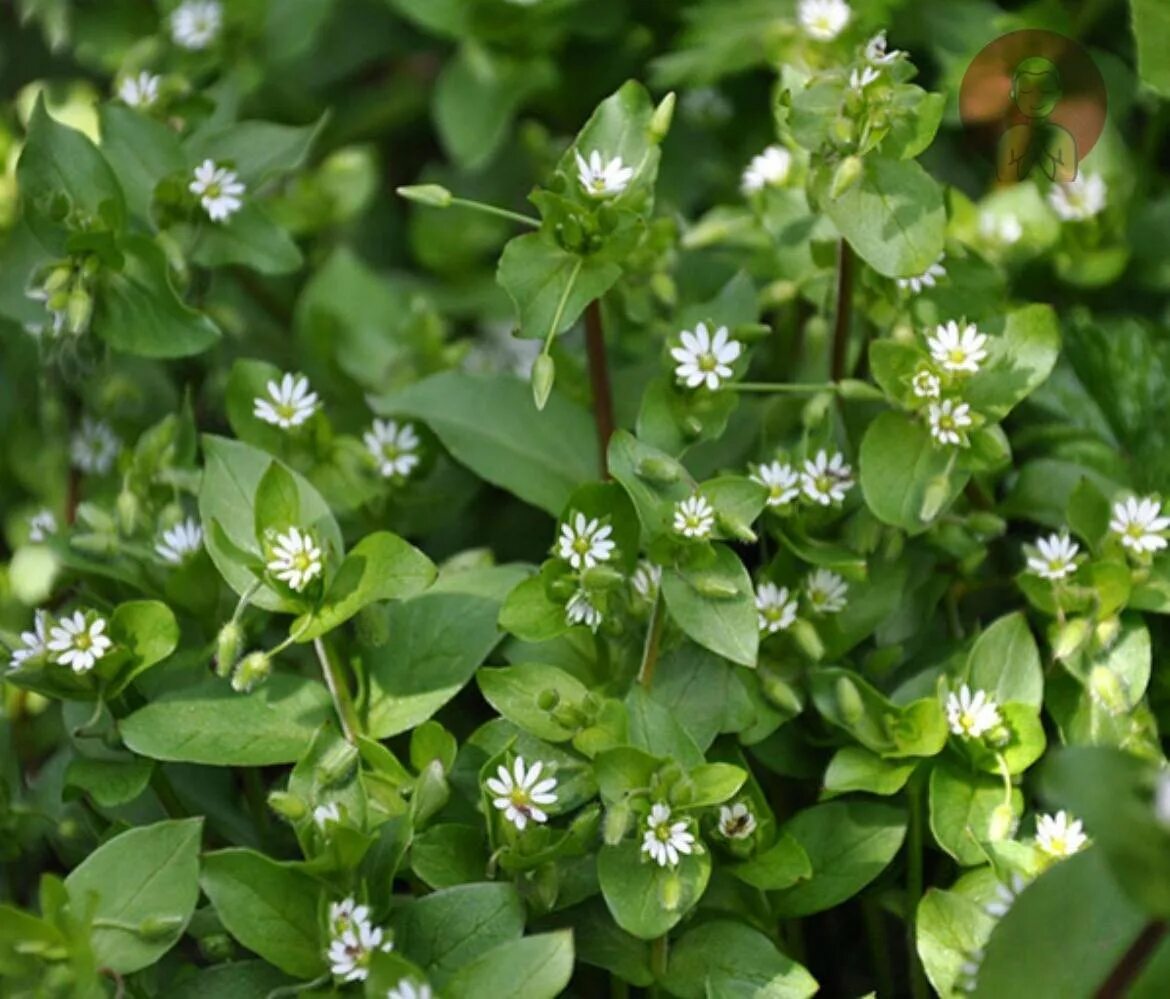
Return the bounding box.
[996,56,1078,182]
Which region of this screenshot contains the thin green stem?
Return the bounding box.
[730,381,841,394]
[637,592,666,691]
[312,636,362,744]
[266,974,330,999]
[995,752,1013,809]
[545,256,584,355]
[450,196,540,229]
[649,934,669,981]
[907,774,929,999]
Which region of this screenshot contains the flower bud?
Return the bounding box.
[136,915,184,941]
[636,455,682,484]
[396,183,452,208]
[919,473,952,522]
[214,621,245,677]
[836,378,885,402]
[790,618,825,661]
[115,489,140,535]
[315,741,359,786]
[987,803,1017,841]
[830,156,864,199]
[267,790,308,822]
[536,688,560,712]
[1089,665,1128,715]
[649,92,676,143]
[603,801,632,845]
[1094,616,1121,651]
[43,264,73,293]
[760,671,803,715]
[198,933,235,962]
[715,513,756,544]
[411,759,450,825]
[550,703,585,729]
[66,286,92,334]
[531,353,555,411]
[1051,617,1090,662]
[580,564,624,590]
[690,574,739,599]
[47,288,70,312]
[231,651,271,693]
[658,870,682,911]
[835,675,866,725]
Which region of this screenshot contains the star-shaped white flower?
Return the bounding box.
[557,512,616,570]
[254,373,320,429]
[1109,496,1170,554]
[8,611,49,670]
[328,898,371,938]
[631,560,662,601]
[865,31,902,65]
[945,684,1001,739]
[849,66,881,91]
[912,370,941,400]
[313,802,341,830]
[267,527,324,592]
[805,569,848,614]
[1048,174,1106,221]
[47,611,112,673]
[718,802,757,840]
[71,418,120,475]
[1034,810,1088,859]
[28,509,57,543]
[327,920,391,983]
[671,322,742,391]
[565,588,603,632]
[387,980,434,999]
[752,461,801,507]
[896,256,946,294]
[928,321,989,374]
[118,71,161,108]
[363,419,420,479]
[800,449,854,506]
[189,159,245,222]
[741,145,792,194]
[1026,532,1079,581]
[641,802,695,867]
[156,517,204,564]
[928,398,973,446]
[756,582,798,634]
[797,0,851,40]
[170,0,222,50]
[575,150,634,198]
[673,494,716,539]
[485,757,558,831]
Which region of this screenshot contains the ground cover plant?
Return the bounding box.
[3,0,1170,996]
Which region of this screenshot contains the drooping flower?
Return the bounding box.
[363,419,420,479]
[896,256,946,294]
[805,569,848,614]
[800,449,853,506]
[752,461,801,507]
[327,920,391,983]
[71,418,121,475]
[1034,810,1088,859]
[47,611,113,673]
[313,802,341,830]
[170,0,222,50]
[1048,174,1107,221]
[631,561,662,601]
[797,0,851,41]
[945,684,1001,739]
[865,31,902,65]
[565,589,603,631]
[927,399,973,446]
[641,802,696,867]
[189,159,245,222]
[1109,496,1170,554]
[911,370,941,400]
[485,757,558,831]
[849,66,881,91]
[557,512,616,570]
[671,322,742,391]
[8,611,48,670]
[253,373,320,429]
[28,509,57,542]
[928,321,989,374]
[756,582,798,634]
[267,527,324,592]
[741,145,792,194]
[1026,532,1079,581]
[575,150,634,198]
[386,980,434,999]
[718,802,757,840]
[156,517,204,564]
[673,494,716,539]
[118,71,161,108]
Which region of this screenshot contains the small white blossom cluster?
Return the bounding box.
[847,32,904,93]
[944,684,1002,740]
[914,320,993,448]
[485,756,558,831]
[751,449,855,511]
[1048,173,1107,222]
[1034,810,1088,860]
[118,71,162,109]
[190,160,245,222]
[1024,531,1079,581]
[325,898,392,984]
[1109,495,1170,557]
[555,510,618,631]
[671,322,743,391]
[7,609,113,674]
[756,569,849,634]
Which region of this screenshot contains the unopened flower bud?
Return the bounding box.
[43,264,73,293]
[532,354,555,411]
[1051,617,1090,662]
[603,801,632,845]
[988,803,1017,841]
[636,456,682,484]
[198,933,235,962]
[231,651,271,693]
[830,156,864,199]
[836,378,885,402]
[396,183,452,208]
[536,688,560,712]
[658,870,682,911]
[835,675,866,725]
[649,92,676,143]
[267,790,308,822]
[716,513,756,544]
[1089,665,1128,715]
[66,287,92,334]
[136,915,184,941]
[760,671,803,714]
[214,620,244,677]
[919,473,952,522]
[115,489,140,535]
[1094,616,1121,651]
[580,564,624,590]
[411,759,450,825]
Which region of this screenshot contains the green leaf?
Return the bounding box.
[730,832,812,891]
[929,759,1021,867]
[105,599,180,695]
[964,305,1061,421]
[824,157,945,279]
[625,685,705,768]
[170,961,293,999]
[598,839,712,939]
[661,919,818,999]
[120,674,333,765]
[190,203,303,275]
[98,104,185,223]
[186,117,325,185]
[916,889,995,999]
[443,931,574,999]
[661,545,758,667]
[477,663,591,742]
[410,825,489,889]
[823,747,917,797]
[966,612,1043,709]
[65,818,202,974]
[64,756,154,809]
[498,574,570,642]
[200,849,324,979]
[608,429,694,541]
[254,460,301,540]
[1133,0,1170,97]
[374,371,599,516]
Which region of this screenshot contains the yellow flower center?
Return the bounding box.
[948,348,967,365]
[698,353,717,372]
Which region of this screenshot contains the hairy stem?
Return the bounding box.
[831,239,855,383]
[637,592,665,691]
[584,299,615,478]
[313,636,361,744]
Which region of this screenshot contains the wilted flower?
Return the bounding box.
[485,757,558,831]
[849,66,881,91]
[565,588,603,631]
[631,561,662,601]
[313,802,341,830]
[912,370,941,400]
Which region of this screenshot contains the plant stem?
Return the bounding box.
[650,934,669,980]
[861,894,895,999]
[584,299,615,478]
[730,381,841,394]
[830,239,855,383]
[906,773,929,999]
[637,592,665,691]
[312,636,361,744]
[450,196,540,229]
[1095,920,1168,998]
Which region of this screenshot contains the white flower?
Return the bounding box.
[927,399,973,447]
[387,980,433,999]
[756,582,798,634]
[557,512,616,570]
[718,802,758,840]
[741,145,792,194]
[912,370,941,400]
[253,373,320,429]
[170,0,222,50]
[865,31,901,65]
[313,802,341,830]
[673,494,716,539]
[118,71,161,108]
[575,150,634,198]
[641,802,695,867]
[267,527,324,592]
[945,684,1002,739]
[979,211,1023,245]
[1048,174,1106,221]
[327,920,390,983]
[1109,496,1170,554]
[46,611,112,674]
[8,611,49,670]
[671,322,742,390]
[798,0,851,40]
[485,757,558,831]
[896,256,946,294]
[565,589,603,632]
[155,517,203,564]
[71,418,120,475]
[928,320,989,375]
[1026,532,1079,581]
[752,461,801,507]
[631,561,662,600]
[849,66,881,91]
[28,509,57,542]
[800,449,854,506]
[328,898,371,938]
[189,159,245,222]
[984,873,1028,919]
[805,569,848,614]
[1034,810,1088,859]
[363,419,420,479]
